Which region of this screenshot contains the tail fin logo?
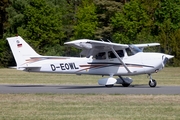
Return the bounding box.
[16,40,22,48]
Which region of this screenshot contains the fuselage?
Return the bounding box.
[23,52,167,76]
[6,36,174,87]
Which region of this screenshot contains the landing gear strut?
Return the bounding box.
[148,74,157,87]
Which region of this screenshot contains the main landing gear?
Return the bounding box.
[148,74,157,87]
[118,76,131,87]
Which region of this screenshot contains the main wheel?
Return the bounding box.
[122,83,130,87]
[149,79,157,87]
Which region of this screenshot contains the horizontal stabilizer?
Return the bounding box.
[8,66,17,69]
[17,66,41,71]
[19,66,41,68]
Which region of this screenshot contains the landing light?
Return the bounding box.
[155,69,159,73]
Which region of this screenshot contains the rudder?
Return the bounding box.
[6,36,40,67]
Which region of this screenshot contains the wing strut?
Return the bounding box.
[111,47,131,73]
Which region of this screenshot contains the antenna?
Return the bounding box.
[100,38,104,42]
[106,39,111,43]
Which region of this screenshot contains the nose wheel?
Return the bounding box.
[149,79,157,87]
[148,74,157,87]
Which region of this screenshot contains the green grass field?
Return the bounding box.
[0,94,180,120]
[0,67,180,85]
[0,68,180,120]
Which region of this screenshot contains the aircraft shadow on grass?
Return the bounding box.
[58,84,159,89]
[7,84,160,89]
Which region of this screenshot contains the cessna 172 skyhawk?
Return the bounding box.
[7,36,174,87]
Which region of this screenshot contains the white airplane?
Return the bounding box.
[7,36,174,87]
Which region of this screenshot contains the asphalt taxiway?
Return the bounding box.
[0,85,180,94]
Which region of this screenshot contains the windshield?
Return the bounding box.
[127,45,142,55]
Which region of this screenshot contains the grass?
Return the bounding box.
[0,67,180,85]
[0,68,101,85]
[0,94,180,120]
[0,68,180,120]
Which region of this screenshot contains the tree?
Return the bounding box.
[0,0,10,39]
[61,0,81,41]
[155,0,180,66]
[73,0,98,39]
[23,0,64,53]
[5,0,28,36]
[169,29,180,66]
[111,0,154,44]
[1,0,65,66]
[5,0,64,52]
[94,0,123,40]
[0,0,14,67]
[46,0,82,41]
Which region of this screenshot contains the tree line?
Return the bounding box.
[0,0,180,67]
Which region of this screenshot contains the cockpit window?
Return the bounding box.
[126,48,134,56]
[129,45,142,54]
[108,50,124,58]
[126,45,142,56]
[95,52,106,60]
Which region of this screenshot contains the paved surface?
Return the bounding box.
[0,84,180,94]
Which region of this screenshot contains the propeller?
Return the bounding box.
[162,54,174,67]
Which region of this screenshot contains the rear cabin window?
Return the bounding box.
[108,50,124,59]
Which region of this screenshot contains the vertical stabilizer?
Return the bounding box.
[6,36,40,67]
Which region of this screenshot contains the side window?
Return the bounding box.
[108,51,116,59]
[108,50,124,59]
[95,52,106,60]
[116,50,124,57]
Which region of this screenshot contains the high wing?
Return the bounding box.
[134,43,160,51]
[64,39,129,57]
[65,39,131,73]
[65,39,160,73]
[134,43,160,47]
[65,39,160,57]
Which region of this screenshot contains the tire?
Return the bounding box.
[149,79,157,87]
[122,83,130,87]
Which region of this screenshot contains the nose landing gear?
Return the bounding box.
[148,74,157,87]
